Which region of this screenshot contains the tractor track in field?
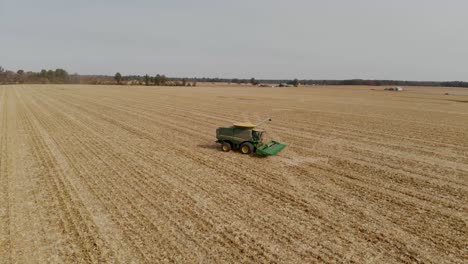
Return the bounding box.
[0,85,467,263]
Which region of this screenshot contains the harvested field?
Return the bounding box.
[0,84,467,263]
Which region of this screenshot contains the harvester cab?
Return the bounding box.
[215,118,286,156]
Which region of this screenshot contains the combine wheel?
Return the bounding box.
[240,142,254,154]
[221,142,231,152]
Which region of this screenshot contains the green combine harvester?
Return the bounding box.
[215,118,286,156]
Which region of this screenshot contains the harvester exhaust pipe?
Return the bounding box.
[256,118,272,126]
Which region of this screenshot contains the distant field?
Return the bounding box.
[0,84,467,263]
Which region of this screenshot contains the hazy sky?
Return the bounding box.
[1,0,467,80]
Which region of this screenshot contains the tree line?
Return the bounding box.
[0,66,79,84]
[189,77,468,88]
[163,76,468,88]
[1,66,467,88]
[302,79,468,88]
[114,73,197,87]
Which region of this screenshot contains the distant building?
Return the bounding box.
[384,87,403,91]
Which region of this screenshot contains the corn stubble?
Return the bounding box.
[0,84,467,263]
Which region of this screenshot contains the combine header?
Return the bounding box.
[215,118,286,156]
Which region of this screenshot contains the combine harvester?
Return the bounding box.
[215,118,286,156]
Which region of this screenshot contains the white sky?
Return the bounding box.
[1,0,467,81]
